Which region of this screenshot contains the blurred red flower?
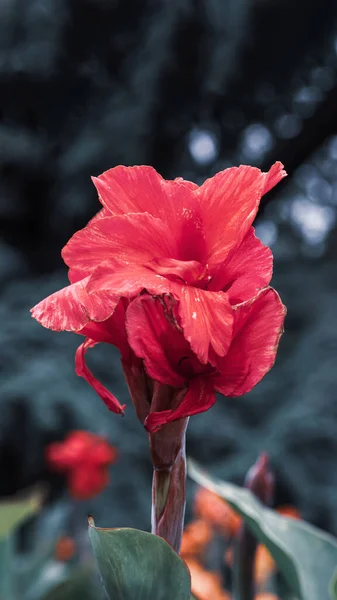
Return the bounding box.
[32,164,286,431]
[46,430,117,500]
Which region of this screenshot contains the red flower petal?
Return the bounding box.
[145,257,205,285]
[75,338,126,414]
[126,295,186,387]
[62,213,177,274]
[86,258,173,297]
[176,286,233,364]
[92,165,170,217]
[78,320,117,344]
[208,227,273,303]
[78,298,132,360]
[68,465,109,500]
[31,277,117,332]
[199,163,286,270]
[263,161,287,195]
[46,431,117,478]
[92,166,206,263]
[92,165,197,225]
[45,443,74,472]
[46,431,94,471]
[66,210,111,284]
[145,377,216,433]
[88,441,118,467]
[214,288,286,396]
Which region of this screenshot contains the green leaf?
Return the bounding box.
[88,517,191,600]
[188,459,337,600]
[0,486,44,538]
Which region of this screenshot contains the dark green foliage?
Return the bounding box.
[189,459,337,600]
[88,518,191,600]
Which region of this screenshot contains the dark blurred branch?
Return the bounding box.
[259,83,337,216]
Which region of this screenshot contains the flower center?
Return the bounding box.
[145,257,209,287]
[178,355,216,379]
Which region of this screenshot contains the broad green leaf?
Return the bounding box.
[88,517,191,600]
[188,459,337,600]
[0,486,44,538]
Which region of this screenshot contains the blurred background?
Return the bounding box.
[1,0,337,583]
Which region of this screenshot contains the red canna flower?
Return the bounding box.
[32,164,286,432]
[46,430,117,500]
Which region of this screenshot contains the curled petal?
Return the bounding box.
[145,377,216,433]
[75,338,126,414]
[62,212,177,273]
[78,320,117,345]
[86,258,173,297]
[79,298,131,360]
[199,163,286,270]
[126,295,186,387]
[176,286,233,364]
[214,287,286,397]
[263,161,287,195]
[145,257,205,285]
[31,277,117,332]
[208,227,273,303]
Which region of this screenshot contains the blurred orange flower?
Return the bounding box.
[254,544,276,586]
[185,558,231,600]
[194,487,241,538]
[55,535,76,562]
[277,505,301,520]
[46,430,117,500]
[181,519,213,557]
[225,543,275,585]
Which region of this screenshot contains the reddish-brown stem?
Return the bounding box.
[122,372,189,554]
[151,438,186,553]
[149,385,189,554]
